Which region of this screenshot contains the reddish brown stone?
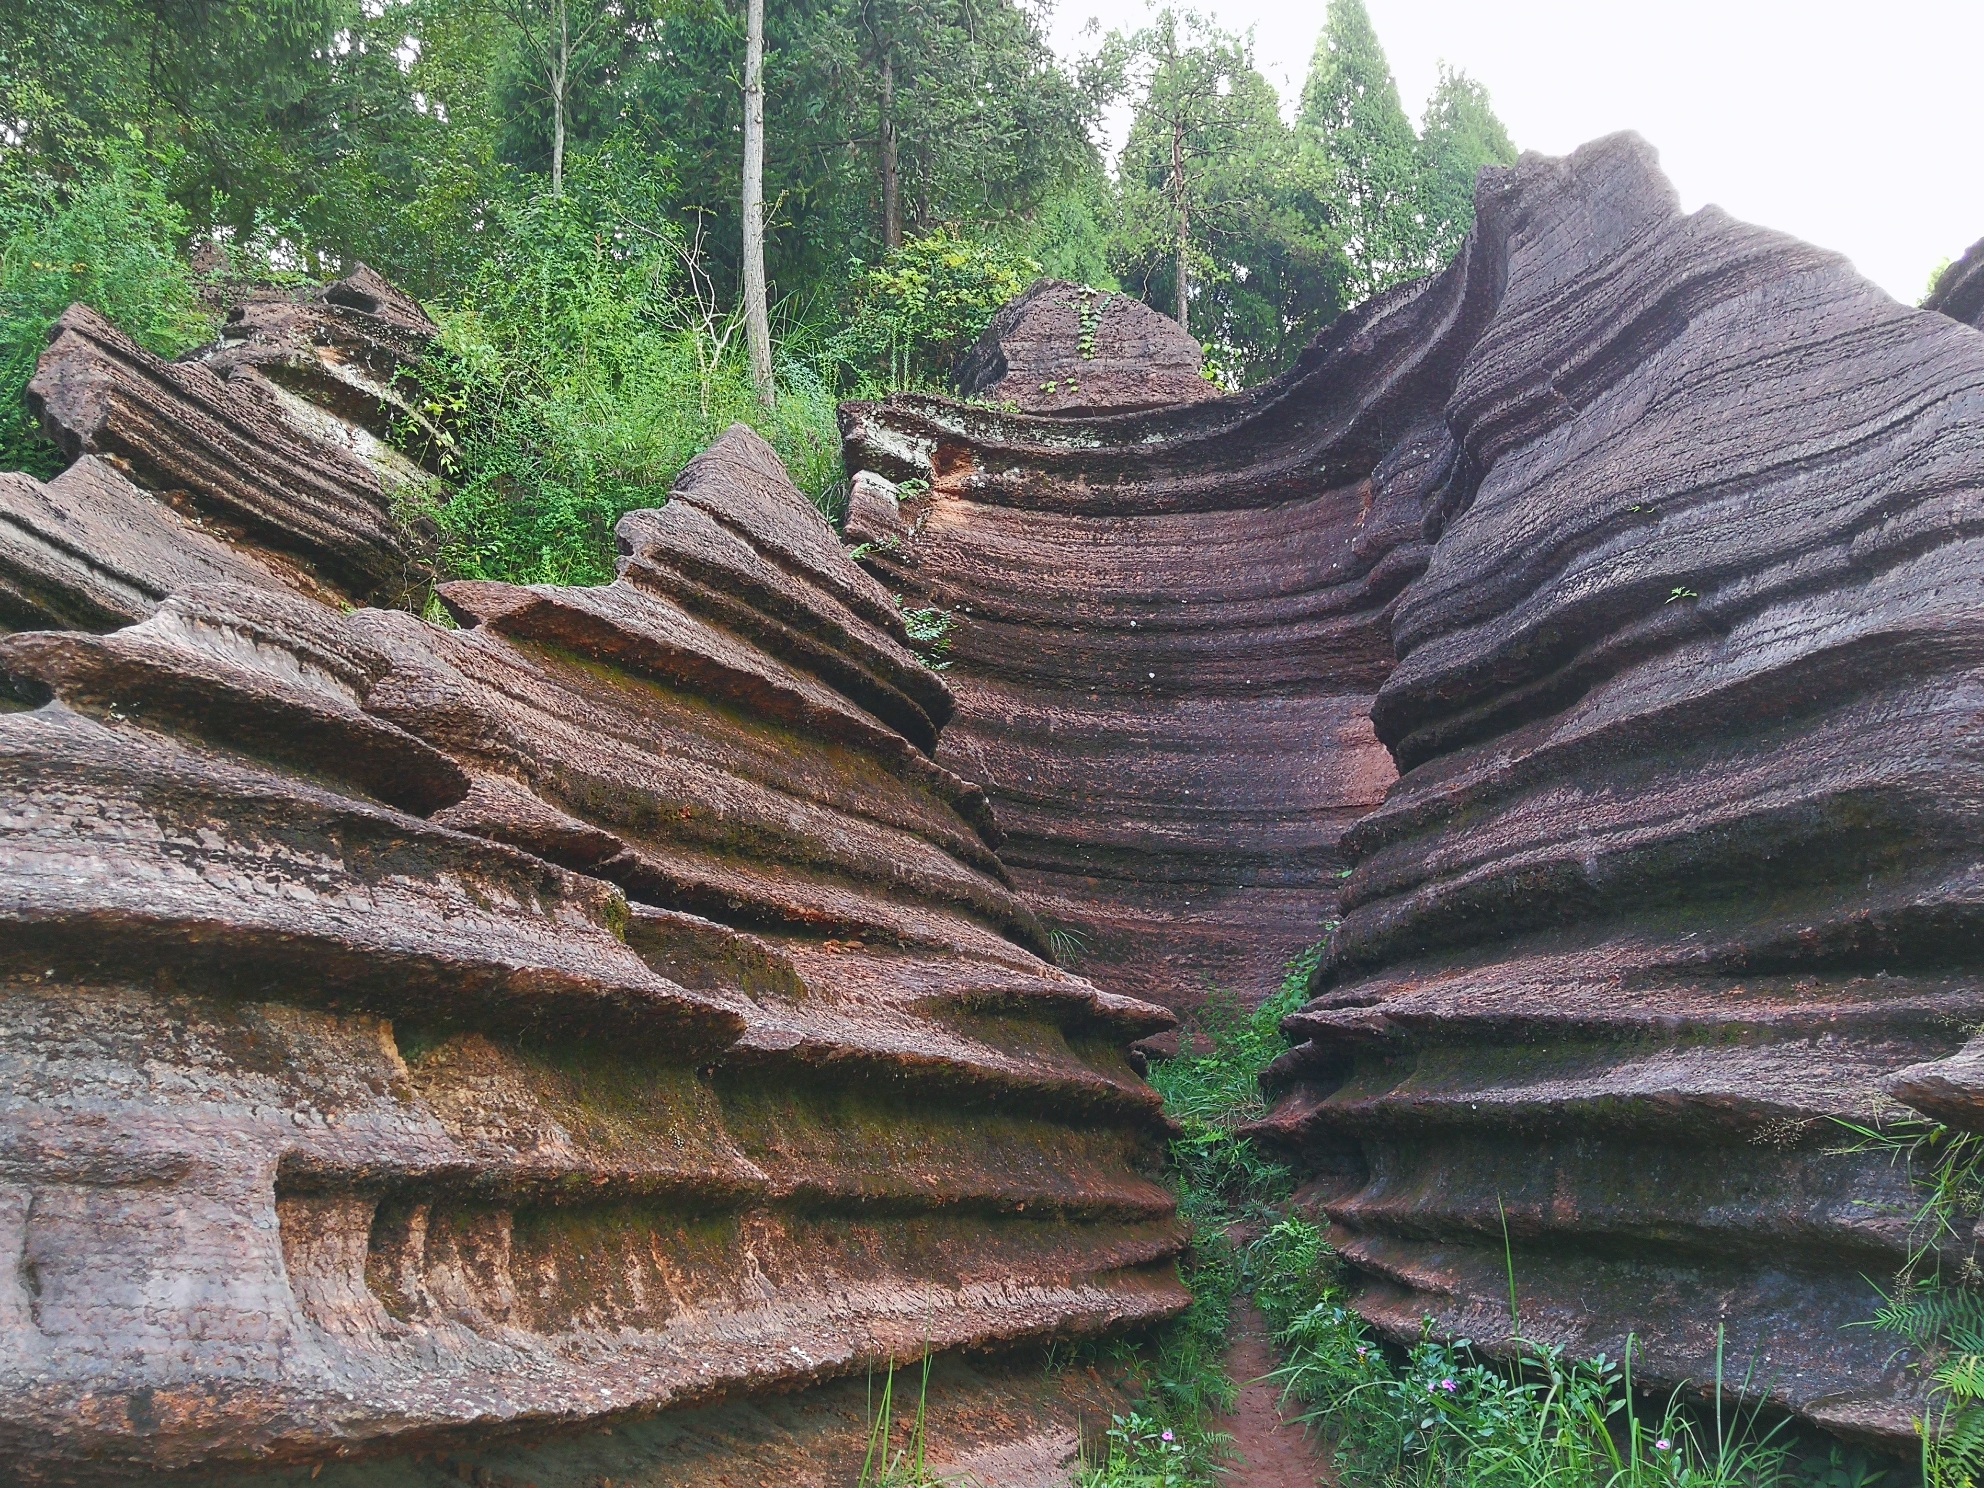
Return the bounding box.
[847,132,1984,1450]
[956,277,1221,414]
[27,292,432,609]
[0,292,1179,1480]
[0,455,286,633]
[839,247,1495,1013]
[1244,133,1984,1446]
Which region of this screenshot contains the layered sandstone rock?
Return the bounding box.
[25,266,437,611]
[847,133,1984,1446]
[1241,136,1984,1444]
[0,276,1180,1482]
[1927,235,1984,329]
[954,278,1220,415]
[841,223,1505,1013]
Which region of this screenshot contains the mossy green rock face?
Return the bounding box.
[0,291,1182,1481]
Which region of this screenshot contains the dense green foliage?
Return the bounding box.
[403,159,842,583]
[830,229,1040,391]
[1832,1117,1984,1488]
[2,0,1514,580]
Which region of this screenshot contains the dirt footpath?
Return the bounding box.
[1220,1298,1332,1487]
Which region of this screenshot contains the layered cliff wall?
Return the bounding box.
[845,134,1984,1445]
[839,243,1513,1012]
[0,271,1182,1481]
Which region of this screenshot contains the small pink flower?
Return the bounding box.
[1356,1346,1368,1357]
[1656,1439,1672,1452]
[1440,1379,1457,1393]
[1161,1429,1174,1444]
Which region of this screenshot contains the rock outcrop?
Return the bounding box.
[841,221,1505,1014]
[1238,134,1984,1445]
[1927,235,1984,329]
[0,273,1181,1481]
[846,133,1984,1446]
[954,278,1220,415]
[25,268,438,611]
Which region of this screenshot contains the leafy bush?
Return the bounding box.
[830,229,1039,392]
[405,159,844,586]
[1078,1410,1217,1488]
[0,147,214,475]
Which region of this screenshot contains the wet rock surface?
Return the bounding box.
[0,275,1181,1481]
[847,133,1984,1447]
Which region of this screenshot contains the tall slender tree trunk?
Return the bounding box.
[549,0,568,195]
[742,0,774,406]
[1171,117,1189,333]
[879,50,900,251]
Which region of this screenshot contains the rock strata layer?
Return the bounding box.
[0,276,1181,1481]
[847,134,1984,1446]
[25,267,437,611]
[841,217,1506,1014]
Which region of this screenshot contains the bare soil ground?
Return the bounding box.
[1220,1298,1333,1487]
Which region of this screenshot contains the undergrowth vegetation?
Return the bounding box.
[0,145,216,476]
[1832,1117,1984,1488]
[1080,945,1904,1488]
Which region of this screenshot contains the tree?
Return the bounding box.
[1415,63,1516,264]
[741,0,773,403]
[1108,9,1256,334]
[1108,8,1340,377]
[487,0,618,195]
[1296,0,1426,303]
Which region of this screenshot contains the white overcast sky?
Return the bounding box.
[1044,0,1984,304]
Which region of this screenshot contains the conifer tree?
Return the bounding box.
[1416,64,1517,263]
[1297,0,1427,302]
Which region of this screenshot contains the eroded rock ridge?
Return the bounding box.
[844,133,1984,1444]
[0,271,1182,1481]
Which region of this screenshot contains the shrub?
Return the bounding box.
[405,159,844,586]
[0,147,213,475]
[830,228,1039,392]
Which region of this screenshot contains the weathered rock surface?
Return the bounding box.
[1927,235,1984,329]
[955,277,1220,414]
[25,269,436,610]
[0,454,287,633]
[842,229,1505,1013]
[846,131,1984,1447]
[1240,134,1984,1445]
[0,280,1180,1481]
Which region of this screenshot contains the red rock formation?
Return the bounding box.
[847,133,1984,1446]
[955,278,1220,414]
[840,224,1504,1014]
[1242,135,1984,1445]
[26,272,437,610]
[0,274,1180,1481]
